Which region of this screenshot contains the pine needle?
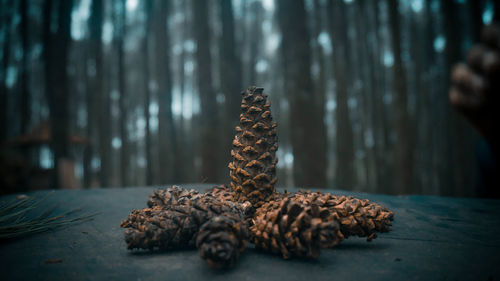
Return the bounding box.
[0,192,98,240]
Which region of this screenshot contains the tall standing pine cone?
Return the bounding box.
[228,86,279,207]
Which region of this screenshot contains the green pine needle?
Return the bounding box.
[0,192,98,240]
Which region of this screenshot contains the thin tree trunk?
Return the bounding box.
[20,0,30,134]
[422,0,436,194]
[278,0,327,188]
[467,0,483,42]
[388,0,414,194]
[247,1,262,86]
[116,0,129,186]
[89,0,112,187]
[219,0,242,182]
[144,0,153,185]
[354,0,377,192]
[192,0,220,183]
[43,0,73,188]
[368,0,392,194]
[154,0,176,184]
[409,8,423,194]
[83,43,93,188]
[442,0,475,196]
[495,1,500,22]
[176,0,189,183]
[0,1,13,143]
[312,0,326,117]
[327,0,355,190]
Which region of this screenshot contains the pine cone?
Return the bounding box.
[121,186,252,250]
[206,185,237,202]
[228,86,279,207]
[196,215,248,268]
[147,185,198,208]
[250,196,342,259]
[120,206,199,250]
[290,190,394,241]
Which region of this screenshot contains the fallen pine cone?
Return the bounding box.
[121,187,252,251]
[250,196,342,259]
[289,190,394,242]
[196,215,248,268]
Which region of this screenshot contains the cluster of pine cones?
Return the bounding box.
[121,86,394,268]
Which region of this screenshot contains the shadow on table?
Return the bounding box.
[127,247,198,257]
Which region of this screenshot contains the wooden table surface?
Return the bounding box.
[1,184,499,281]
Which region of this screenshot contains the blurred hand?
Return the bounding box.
[449,23,500,149]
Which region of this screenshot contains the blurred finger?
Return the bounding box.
[449,87,478,109]
[466,45,488,74]
[481,49,500,80]
[481,23,500,50]
[450,63,485,109]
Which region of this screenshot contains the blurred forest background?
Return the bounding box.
[0,0,497,196]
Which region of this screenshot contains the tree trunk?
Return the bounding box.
[467,0,483,42]
[154,0,176,184]
[192,0,220,183]
[0,1,13,143]
[116,0,130,186]
[219,0,242,182]
[495,1,500,22]
[326,0,355,190]
[354,0,377,192]
[143,0,153,185]
[388,0,414,194]
[83,44,93,188]
[43,0,73,188]
[247,1,263,86]
[88,0,111,187]
[409,8,423,194]
[312,0,326,119]
[442,0,475,196]
[278,0,327,188]
[370,0,391,194]
[421,0,436,194]
[175,0,190,183]
[20,0,30,134]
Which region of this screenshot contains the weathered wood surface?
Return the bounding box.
[1,184,499,281]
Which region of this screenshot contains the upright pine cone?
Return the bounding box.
[120,186,251,251]
[228,86,279,207]
[196,215,248,268]
[289,191,394,241]
[250,196,342,259]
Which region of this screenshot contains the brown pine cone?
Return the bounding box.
[206,185,237,202]
[250,196,342,259]
[196,215,248,268]
[121,187,252,251]
[120,206,199,250]
[147,185,199,208]
[228,86,279,207]
[290,190,394,241]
